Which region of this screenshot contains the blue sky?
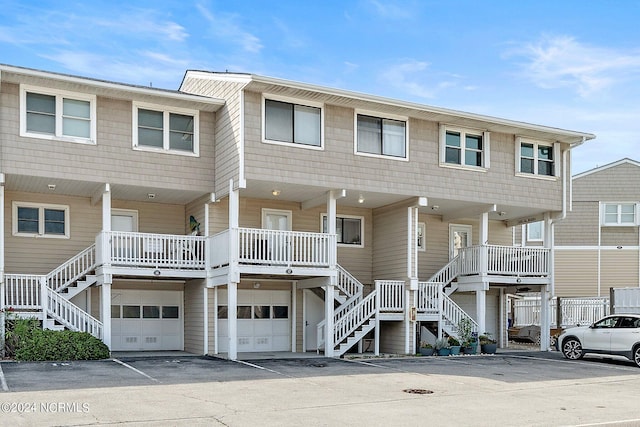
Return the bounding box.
[1,0,639,174]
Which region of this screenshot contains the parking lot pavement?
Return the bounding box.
[1,352,640,426]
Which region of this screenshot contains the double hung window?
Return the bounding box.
[439,125,489,169]
[517,138,557,177]
[602,203,638,226]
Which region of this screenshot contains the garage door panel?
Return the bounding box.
[111,290,183,351]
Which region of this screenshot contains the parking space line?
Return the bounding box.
[112,358,159,382]
[571,418,640,427]
[0,364,9,392]
[234,360,291,377]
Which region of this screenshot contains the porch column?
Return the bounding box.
[228,180,240,283]
[540,285,551,350]
[227,282,238,360]
[203,286,209,355]
[479,212,489,277]
[325,278,335,357]
[100,276,112,350]
[102,184,111,232]
[476,288,486,337]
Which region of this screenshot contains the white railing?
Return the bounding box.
[377,280,405,312]
[44,286,103,339]
[333,291,376,346]
[513,296,610,328]
[427,258,459,288]
[100,231,206,269]
[337,265,363,298]
[456,245,551,277]
[486,245,549,276]
[237,228,335,267]
[4,274,43,309]
[443,293,479,334]
[48,244,96,293]
[417,282,441,314]
[208,230,230,268]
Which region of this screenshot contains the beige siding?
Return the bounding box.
[554,250,599,296]
[5,191,187,274]
[555,202,600,245]
[184,279,206,355]
[239,90,563,211]
[418,214,450,280]
[373,206,408,280]
[379,321,407,354]
[601,228,640,247]
[573,162,640,201]
[181,78,246,197]
[601,250,640,289]
[1,82,216,193]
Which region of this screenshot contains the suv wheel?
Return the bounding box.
[562,338,584,360]
[633,346,640,368]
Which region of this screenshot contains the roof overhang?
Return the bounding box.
[1,64,225,112]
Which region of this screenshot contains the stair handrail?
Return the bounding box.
[47,244,97,293]
[336,264,363,299]
[333,291,376,347]
[442,292,479,337]
[426,255,460,288]
[43,283,103,339]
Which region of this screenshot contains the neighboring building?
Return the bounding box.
[553,159,640,297]
[0,64,594,360]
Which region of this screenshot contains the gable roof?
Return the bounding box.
[183,70,596,145]
[573,158,640,180]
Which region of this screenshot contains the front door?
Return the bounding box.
[262,209,292,263]
[305,290,325,351]
[449,224,472,260]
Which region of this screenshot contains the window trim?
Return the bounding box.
[354,110,409,161]
[321,213,365,248]
[515,137,559,179]
[261,94,324,150]
[12,201,71,239]
[439,124,490,171]
[20,84,97,144]
[132,101,200,157]
[601,202,639,226]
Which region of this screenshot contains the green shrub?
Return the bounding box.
[5,318,109,361]
[15,329,110,361]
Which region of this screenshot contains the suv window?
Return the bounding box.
[592,317,618,328]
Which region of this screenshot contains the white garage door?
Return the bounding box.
[111,290,183,351]
[218,289,291,352]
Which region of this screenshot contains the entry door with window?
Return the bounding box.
[111,210,138,261]
[449,224,472,260]
[261,209,292,264]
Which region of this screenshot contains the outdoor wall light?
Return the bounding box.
[148,193,156,199]
[153,269,161,276]
[253,282,261,288]
[272,189,281,196]
[358,194,365,204]
[47,184,56,191]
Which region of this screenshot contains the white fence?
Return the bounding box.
[611,288,640,314]
[513,296,610,328]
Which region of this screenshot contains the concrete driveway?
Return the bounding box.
[1,351,640,426]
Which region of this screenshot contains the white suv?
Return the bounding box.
[559,314,640,368]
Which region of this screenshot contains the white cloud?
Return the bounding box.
[367,0,415,20]
[196,4,262,53]
[379,60,461,99]
[509,35,640,97]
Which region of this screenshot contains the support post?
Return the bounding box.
[228,282,238,360]
[540,285,550,350]
[476,288,486,336]
[374,282,380,356]
[213,286,219,354]
[556,297,563,328]
[404,287,411,354]
[101,280,112,350]
[203,286,209,355]
[325,279,335,357]
[291,281,297,353]
[479,212,489,276]
[102,184,111,232]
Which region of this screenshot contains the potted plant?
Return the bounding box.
[448,336,461,355]
[480,333,498,354]
[419,341,434,356]
[434,338,450,356]
[457,318,477,354]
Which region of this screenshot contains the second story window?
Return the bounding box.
[21,85,96,144]
[356,114,407,159]
[602,203,638,226]
[439,125,489,169]
[517,138,557,177]
[264,99,322,148]
[322,214,364,247]
[133,103,199,156]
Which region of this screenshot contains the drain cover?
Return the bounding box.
[403,388,433,395]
